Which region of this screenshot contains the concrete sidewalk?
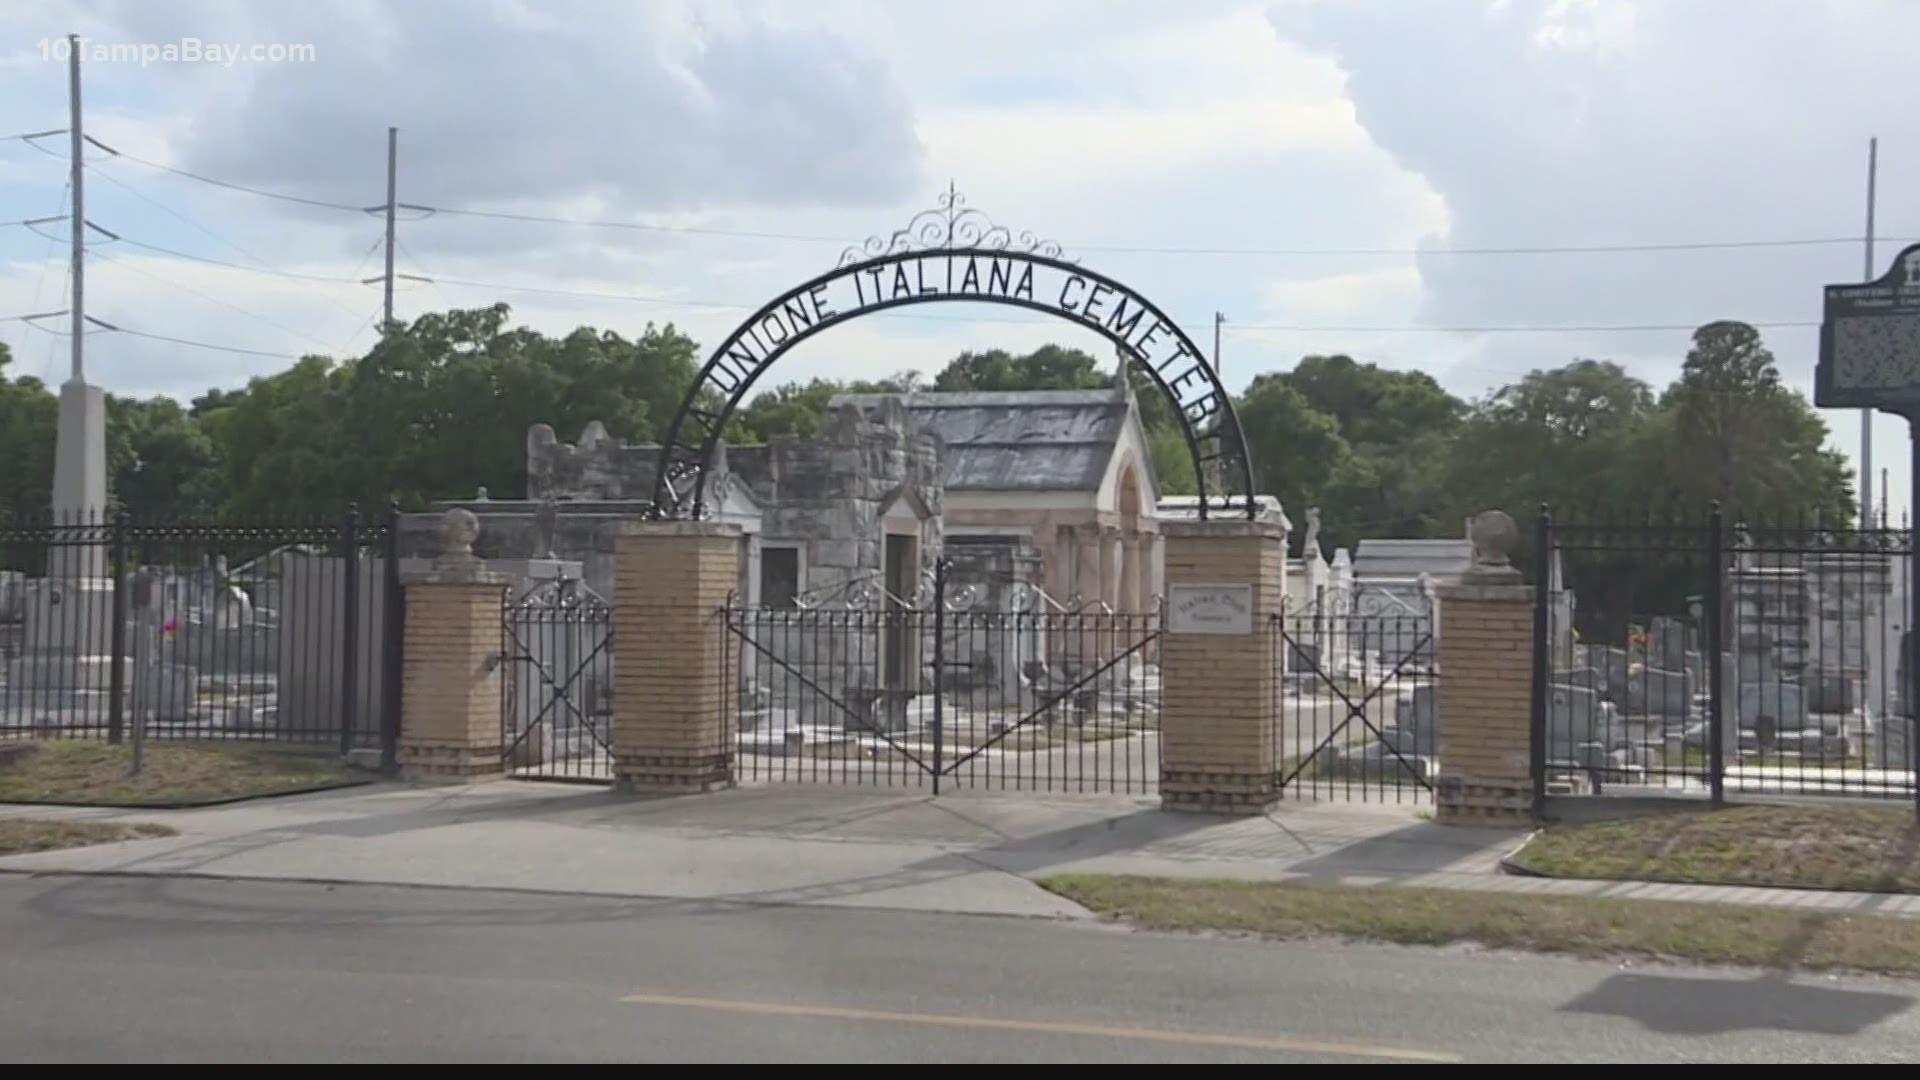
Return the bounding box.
[5,780,1920,920]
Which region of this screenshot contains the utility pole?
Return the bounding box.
[1213,311,1225,376]
[1861,136,1878,527]
[381,126,397,329]
[68,32,84,383]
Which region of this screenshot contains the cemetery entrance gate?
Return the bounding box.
[728,562,1163,794]
[501,578,615,782]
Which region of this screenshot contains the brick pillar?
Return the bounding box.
[1158,518,1287,814]
[1433,510,1536,824]
[612,520,742,793]
[398,510,508,782]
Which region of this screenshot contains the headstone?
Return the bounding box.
[1803,668,1858,714]
[275,550,390,745]
[1383,685,1437,756]
[1647,616,1688,671]
[1596,647,1631,698]
[1547,683,1617,761]
[1625,665,1694,717]
[1737,681,1809,742]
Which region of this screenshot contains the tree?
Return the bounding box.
[1284,354,1465,449]
[1234,373,1347,533]
[727,376,912,442]
[200,304,702,516]
[1662,321,1854,524]
[0,340,58,522]
[1441,359,1662,519]
[931,344,1114,393]
[107,395,223,520]
[1268,355,1467,550]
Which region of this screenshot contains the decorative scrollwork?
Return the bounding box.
[839,183,1071,268]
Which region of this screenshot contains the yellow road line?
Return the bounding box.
[618,991,1459,1062]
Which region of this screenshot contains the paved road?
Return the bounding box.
[1,875,1915,1062]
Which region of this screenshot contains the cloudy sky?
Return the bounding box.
[1,0,1915,519]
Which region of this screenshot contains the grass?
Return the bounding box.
[1510,803,1920,893]
[0,818,177,856]
[0,739,360,806]
[1038,873,1920,976]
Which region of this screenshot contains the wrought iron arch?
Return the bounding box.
[650,188,1259,520]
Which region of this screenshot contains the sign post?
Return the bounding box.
[1816,240,1920,821]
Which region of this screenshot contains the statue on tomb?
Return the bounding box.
[532,496,559,560]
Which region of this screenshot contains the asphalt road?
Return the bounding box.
[1,874,1916,1063]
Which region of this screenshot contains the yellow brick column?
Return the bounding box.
[612,520,742,793]
[1433,510,1536,824]
[1158,517,1287,814]
[398,509,509,782]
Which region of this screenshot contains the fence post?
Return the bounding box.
[931,558,947,795]
[106,510,128,745]
[380,501,404,773]
[340,504,361,757]
[1706,503,1725,805]
[1529,505,1551,813]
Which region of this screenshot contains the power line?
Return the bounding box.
[78,315,308,359]
[85,160,374,325]
[19,132,1913,258]
[112,235,371,285]
[407,199,1915,256]
[77,225,1830,337]
[71,136,370,214]
[89,246,342,352]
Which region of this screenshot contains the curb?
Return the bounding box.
[0,778,375,811]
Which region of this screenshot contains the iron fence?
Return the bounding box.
[1537,508,1916,804]
[1272,611,1436,802]
[0,507,402,763]
[729,567,1161,793]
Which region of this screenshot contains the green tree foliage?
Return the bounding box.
[931,344,1112,392]
[1235,373,1347,523]
[0,315,1856,560]
[1256,355,1467,552]
[0,341,59,521]
[202,304,700,517]
[1660,320,1853,523]
[1441,359,1661,517]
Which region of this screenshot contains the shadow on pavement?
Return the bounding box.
[1562,972,1913,1036]
[1284,821,1514,876]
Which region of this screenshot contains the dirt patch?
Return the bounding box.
[1038,874,1920,976]
[0,818,177,856]
[1512,803,1920,893]
[0,740,362,807]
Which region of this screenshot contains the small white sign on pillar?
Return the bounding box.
[1167,583,1254,635]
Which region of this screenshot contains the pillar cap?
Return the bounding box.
[404,508,508,585]
[617,520,742,539]
[1434,580,1533,603]
[1162,518,1286,540]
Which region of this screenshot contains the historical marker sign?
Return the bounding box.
[1816,241,1920,414]
[1167,584,1254,635]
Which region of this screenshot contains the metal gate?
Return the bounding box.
[1273,603,1436,802]
[502,578,614,782]
[729,563,1162,794]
